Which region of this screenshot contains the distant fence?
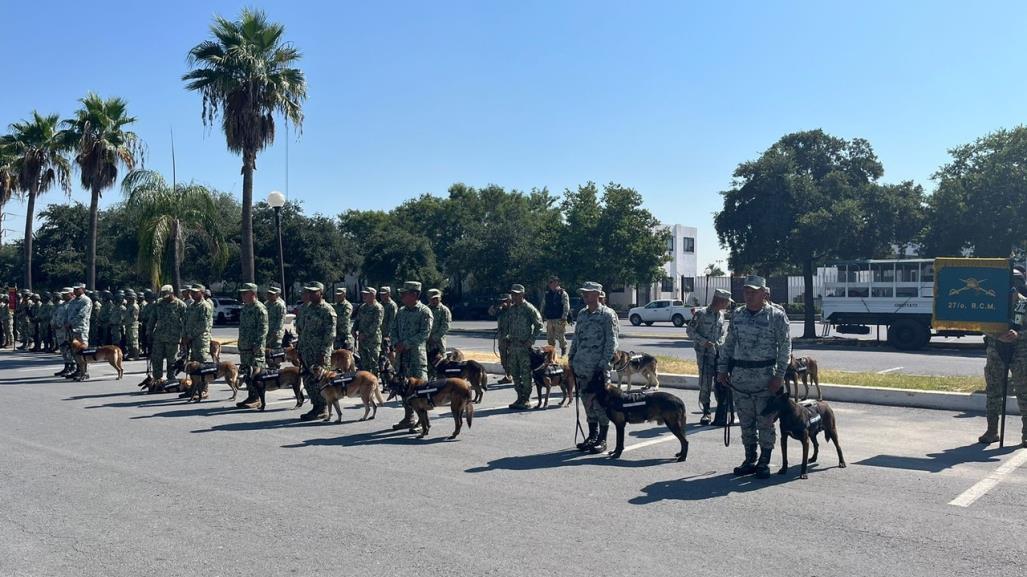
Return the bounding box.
[691,274,827,305]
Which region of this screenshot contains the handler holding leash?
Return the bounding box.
[298,282,337,422]
[235,283,269,409]
[687,288,731,425]
[717,276,791,479]
[978,268,1027,447]
[570,282,618,454]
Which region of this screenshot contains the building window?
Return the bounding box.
[681,276,695,292]
[661,277,674,293]
[608,283,625,293]
[666,237,674,254]
[682,237,695,253]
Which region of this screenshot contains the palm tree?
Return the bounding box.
[122,170,228,290]
[64,93,141,290]
[182,8,306,283]
[1,112,72,290]
[0,143,18,244]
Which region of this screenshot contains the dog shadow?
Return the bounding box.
[130,403,259,420]
[629,468,822,504]
[64,391,139,401]
[856,443,1019,473]
[191,415,325,433]
[466,449,678,474]
[85,395,194,409]
[282,427,463,449]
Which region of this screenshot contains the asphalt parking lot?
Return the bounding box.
[1,350,1024,577]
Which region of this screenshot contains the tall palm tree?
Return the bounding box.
[122,169,227,290]
[1,112,73,290]
[182,8,306,283]
[64,93,141,290]
[0,142,18,244]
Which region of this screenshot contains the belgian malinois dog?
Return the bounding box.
[784,355,822,401]
[761,390,845,480]
[429,349,487,403]
[611,350,660,390]
[70,339,124,381]
[594,376,688,462]
[385,376,474,440]
[286,346,356,374]
[247,366,305,411]
[179,360,241,402]
[529,346,574,408]
[315,368,385,422]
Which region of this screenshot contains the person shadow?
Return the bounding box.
[465,449,676,473]
[856,443,1019,473]
[629,466,829,504]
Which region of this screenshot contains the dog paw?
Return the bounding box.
[839,462,847,469]
[800,473,808,480]
[777,468,788,475]
[608,451,622,459]
[809,456,818,463]
[447,434,458,440]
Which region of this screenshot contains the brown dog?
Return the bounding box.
[316,369,385,422]
[430,350,487,403]
[385,377,474,440]
[611,350,660,390]
[530,346,574,408]
[286,346,356,373]
[785,355,822,401]
[247,366,305,411]
[593,374,688,461]
[761,391,845,480]
[179,360,241,402]
[70,339,124,381]
[209,340,222,364]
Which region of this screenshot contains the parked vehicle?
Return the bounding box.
[451,295,495,320]
[211,296,242,325]
[627,299,693,327]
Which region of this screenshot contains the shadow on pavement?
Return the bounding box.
[283,427,458,448]
[192,414,324,433]
[629,470,807,504]
[856,443,1019,473]
[465,449,682,473]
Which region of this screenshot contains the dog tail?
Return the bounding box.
[373,383,385,406]
[465,399,474,428]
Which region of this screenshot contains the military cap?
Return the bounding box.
[31,293,39,300]
[266,286,281,295]
[143,289,153,296]
[499,293,511,301]
[239,282,258,293]
[303,281,325,292]
[743,275,767,290]
[578,281,602,293]
[159,284,174,294]
[713,288,734,303]
[125,290,136,298]
[378,286,391,294]
[62,287,73,293]
[190,283,205,292]
[510,284,526,294]
[427,288,442,298]
[74,282,86,289]
[335,287,347,295]
[399,281,422,293]
[362,287,377,295]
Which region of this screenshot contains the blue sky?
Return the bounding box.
[3,1,1027,272]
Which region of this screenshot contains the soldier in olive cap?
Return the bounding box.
[426,288,451,377]
[687,288,733,425]
[36,292,54,352]
[139,290,155,358]
[149,285,186,388]
[235,283,268,409]
[296,281,337,421]
[0,293,11,348]
[28,293,41,352]
[378,287,398,358]
[265,286,287,351]
[89,291,103,347]
[108,291,127,352]
[570,282,618,452]
[15,291,30,350]
[183,283,214,366]
[489,294,514,384]
[390,281,433,431]
[333,287,353,351]
[124,290,141,360]
[501,284,543,410]
[354,287,384,375]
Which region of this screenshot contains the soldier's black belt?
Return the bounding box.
[732,359,775,369]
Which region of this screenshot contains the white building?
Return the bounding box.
[606,224,699,310]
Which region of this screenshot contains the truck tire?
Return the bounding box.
[672,314,685,327]
[887,319,930,350]
[630,314,642,326]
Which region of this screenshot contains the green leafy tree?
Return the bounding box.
[32,203,91,288]
[183,8,306,284]
[360,227,444,290]
[122,170,228,290]
[63,93,142,290]
[1,112,73,289]
[0,142,17,243]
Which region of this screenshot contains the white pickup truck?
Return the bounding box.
[628,299,694,327]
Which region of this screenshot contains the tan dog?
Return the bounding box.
[430,349,487,403]
[179,360,241,402]
[785,355,822,401]
[209,340,222,364]
[611,350,659,390]
[316,369,385,422]
[530,346,574,408]
[385,377,474,440]
[247,366,305,411]
[286,346,356,373]
[70,339,124,380]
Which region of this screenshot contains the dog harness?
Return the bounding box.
[188,363,218,377]
[267,348,286,362]
[610,390,655,423]
[254,370,281,383]
[330,372,357,387]
[544,364,564,376]
[440,361,468,378]
[80,348,99,360]
[799,399,823,435]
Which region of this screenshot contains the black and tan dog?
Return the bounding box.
[178,360,241,402]
[611,350,659,390]
[784,355,822,401]
[429,349,487,403]
[246,366,305,411]
[70,339,124,381]
[286,345,356,374]
[761,390,845,480]
[315,368,384,422]
[529,346,574,408]
[593,374,687,461]
[385,376,474,440]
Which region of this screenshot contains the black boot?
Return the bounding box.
[755,446,773,479]
[54,363,72,377]
[74,371,90,382]
[589,424,609,454]
[577,422,598,451]
[700,403,712,426]
[301,403,328,421]
[733,445,758,476]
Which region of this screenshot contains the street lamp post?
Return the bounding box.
[268,191,287,303]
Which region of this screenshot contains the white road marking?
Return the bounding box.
[876,366,904,374]
[949,449,1027,507]
[621,427,705,453]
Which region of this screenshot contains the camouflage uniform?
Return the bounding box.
[98,293,113,345]
[28,296,40,350]
[265,296,287,350]
[334,291,353,350]
[89,296,102,346]
[355,296,384,375]
[184,294,214,363]
[125,295,141,359]
[150,292,186,381]
[687,304,727,416]
[0,297,12,348]
[983,294,1027,444]
[502,289,543,407]
[109,297,126,350]
[65,291,92,355]
[390,297,433,381]
[379,291,398,357]
[297,288,336,417]
[38,295,54,351]
[138,295,154,357]
[51,294,69,369]
[238,295,268,375]
[427,295,452,376]
[718,287,791,473]
[15,294,30,348]
[568,292,618,426]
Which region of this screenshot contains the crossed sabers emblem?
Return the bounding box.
[948,277,997,298]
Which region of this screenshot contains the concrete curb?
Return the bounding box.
[219,344,1015,415]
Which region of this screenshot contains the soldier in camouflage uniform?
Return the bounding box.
[64,284,93,380]
[124,290,141,360]
[333,287,354,351]
[0,294,11,348]
[490,294,513,384]
[88,291,102,346]
[354,287,384,375]
[297,282,336,420]
[718,276,791,479]
[38,293,54,352]
[150,285,186,387]
[390,281,433,431]
[235,283,270,409]
[426,288,452,376]
[51,290,71,375]
[978,269,1027,447]
[502,284,543,410]
[27,293,41,351]
[687,288,732,425]
[183,284,214,365]
[265,286,287,350]
[108,291,127,352]
[378,286,398,358]
[14,291,29,350]
[98,291,114,345]
[138,290,154,358]
[569,282,618,453]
